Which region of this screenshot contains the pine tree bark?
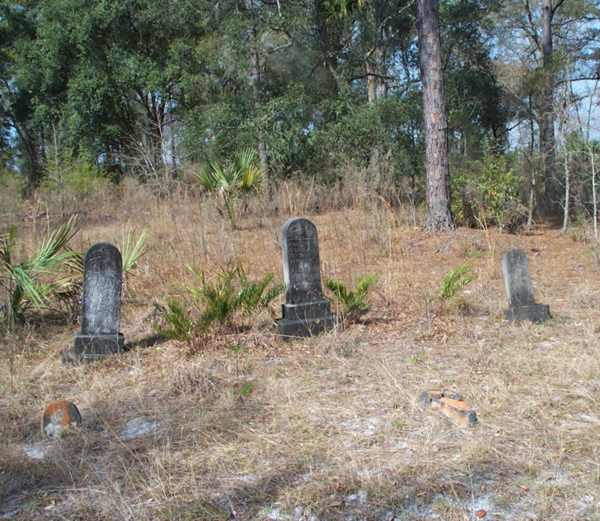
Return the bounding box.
[367,45,386,179]
[540,0,556,214]
[416,0,453,231]
[244,0,268,176]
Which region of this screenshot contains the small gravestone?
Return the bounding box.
[501,249,550,323]
[42,400,82,438]
[278,218,334,337]
[72,243,124,360]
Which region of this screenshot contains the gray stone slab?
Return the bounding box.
[501,249,550,323]
[278,218,333,337]
[71,243,125,361]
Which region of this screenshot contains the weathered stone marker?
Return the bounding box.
[278,218,334,337]
[42,400,82,438]
[73,243,124,360]
[501,249,550,323]
[419,390,477,427]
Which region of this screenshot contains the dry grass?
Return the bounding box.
[2,179,600,520]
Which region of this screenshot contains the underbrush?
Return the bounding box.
[154,265,283,349]
[2,179,599,520]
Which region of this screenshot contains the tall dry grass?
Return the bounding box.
[2,168,600,520]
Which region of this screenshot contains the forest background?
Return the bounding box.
[1,0,600,229]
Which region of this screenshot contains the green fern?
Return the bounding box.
[440,265,474,300]
[326,274,378,319]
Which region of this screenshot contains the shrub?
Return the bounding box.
[196,149,263,229]
[41,152,110,199]
[325,275,378,320]
[157,299,195,342]
[0,216,79,326]
[451,152,527,231]
[0,170,25,216]
[155,265,283,345]
[440,265,474,300]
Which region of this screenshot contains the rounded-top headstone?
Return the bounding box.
[81,242,122,335]
[282,218,324,304]
[279,217,334,337]
[42,400,82,438]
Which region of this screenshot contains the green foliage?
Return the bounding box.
[235,381,255,399]
[197,149,263,228]
[121,229,148,275]
[42,152,110,198]
[325,275,378,319]
[0,215,79,325]
[156,265,283,344]
[439,265,474,300]
[158,299,195,342]
[451,152,526,231]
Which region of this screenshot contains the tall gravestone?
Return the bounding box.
[501,249,550,323]
[278,218,334,337]
[73,243,125,360]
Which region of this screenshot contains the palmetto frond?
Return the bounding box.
[236,148,262,192]
[0,226,16,269]
[196,149,262,228]
[197,160,232,193]
[240,164,262,192]
[235,148,257,174]
[27,215,79,277]
[1,216,80,321]
[121,229,148,274]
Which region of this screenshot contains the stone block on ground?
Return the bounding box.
[501,249,550,323]
[41,400,82,438]
[419,390,478,427]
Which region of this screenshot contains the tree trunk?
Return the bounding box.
[561,150,569,232]
[416,0,453,231]
[244,0,268,176]
[540,0,556,215]
[527,96,536,229]
[367,46,385,180]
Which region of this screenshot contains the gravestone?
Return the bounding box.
[278,218,334,337]
[42,400,82,438]
[501,249,550,323]
[73,243,125,360]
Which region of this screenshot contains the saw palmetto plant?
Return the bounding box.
[0,215,79,326]
[196,148,263,229]
[325,274,378,321]
[120,228,148,299]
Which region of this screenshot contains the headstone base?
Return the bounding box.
[278,301,334,338]
[72,333,125,361]
[505,304,550,323]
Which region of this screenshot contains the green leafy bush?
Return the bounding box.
[156,266,283,344]
[0,216,79,326]
[0,170,25,215]
[325,275,378,320]
[41,152,110,198]
[451,152,526,231]
[440,265,474,300]
[158,299,195,342]
[196,149,263,228]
